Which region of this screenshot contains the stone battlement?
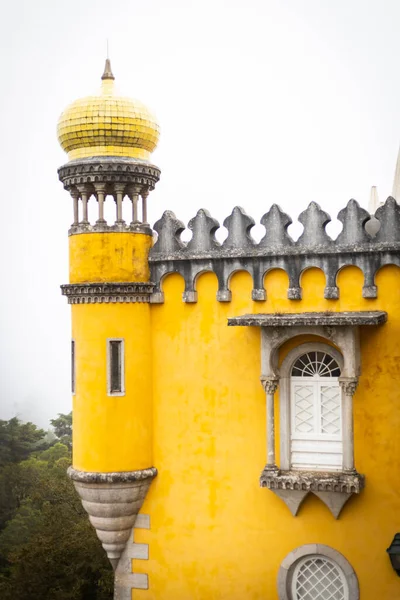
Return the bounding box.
[149,197,400,303]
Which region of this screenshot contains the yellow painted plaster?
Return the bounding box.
[72,302,152,472]
[69,232,152,283]
[132,265,400,600]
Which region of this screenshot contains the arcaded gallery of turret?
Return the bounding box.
[57,61,400,599]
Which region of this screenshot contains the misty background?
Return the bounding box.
[0,0,399,427]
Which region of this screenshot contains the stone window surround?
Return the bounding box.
[258,324,364,518]
[227,312,389,517]
[107,338,125,397]
[277,544,359,600]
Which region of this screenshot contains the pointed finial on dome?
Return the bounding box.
[101,58,115,80]
[392,145,400,201]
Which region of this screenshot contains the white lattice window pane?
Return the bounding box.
[321,386,341,435]
[293,556,348,600]
[293,385,315,433]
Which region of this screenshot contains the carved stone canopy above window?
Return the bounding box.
[228,311,387,328]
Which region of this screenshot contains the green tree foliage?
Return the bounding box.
[51,412,73,450]
[0,418,47,467]
[0,418,113,599]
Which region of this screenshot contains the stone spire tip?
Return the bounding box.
[392,145,400,201]
[101,58,115,81]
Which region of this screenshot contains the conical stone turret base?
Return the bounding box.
[68,467,157,570]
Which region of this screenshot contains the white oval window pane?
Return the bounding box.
[292,556,348,600]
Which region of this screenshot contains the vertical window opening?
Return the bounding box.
[71,340,75,394]
[108,339,124,395]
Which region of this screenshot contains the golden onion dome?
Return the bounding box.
[57,60,160,161]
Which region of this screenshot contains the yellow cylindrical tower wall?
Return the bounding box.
[70,231,153,473]
[69,232,152,283]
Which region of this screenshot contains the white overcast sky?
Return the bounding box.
[0,0,399,427]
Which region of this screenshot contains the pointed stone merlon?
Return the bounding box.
[68,467,157,570]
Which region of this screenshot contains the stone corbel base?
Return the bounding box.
[260,468,365,518]
[68,467,157,569]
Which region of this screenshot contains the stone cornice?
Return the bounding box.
[260,469,365,494]
[228,311,387,328]
[58,156,160,193]
[61,282,154,304]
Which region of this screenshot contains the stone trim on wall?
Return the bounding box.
[277,544,360,600]
[149,199,400,302]
[114,514,152,600]
[61,282,155,304]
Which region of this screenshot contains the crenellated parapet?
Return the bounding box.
[149,197,400,303]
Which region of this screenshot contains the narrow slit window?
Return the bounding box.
[71,340,76,394]
[108,339,124,395]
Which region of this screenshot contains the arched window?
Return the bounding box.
[291,555,348,600]
[290,349,342,471]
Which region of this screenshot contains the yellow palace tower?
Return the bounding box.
[58,61,400,600]
[58,59,160,572]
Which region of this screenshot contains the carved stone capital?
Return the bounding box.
[260,377,279,394]
[61,282,155,304]
[339,377,358,396]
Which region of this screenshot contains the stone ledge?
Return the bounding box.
[228,311,387,328]
[260,468,365,518]
[68,223,153,237]
[68,467,157,484]
[61,282,155,304]
[260,468,365,493]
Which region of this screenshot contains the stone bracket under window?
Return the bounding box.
[260,468,365,518]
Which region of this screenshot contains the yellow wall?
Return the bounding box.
[70,231,153,472]
[72,302,152,472]
[69,232,152,283]
[131,265,400,599]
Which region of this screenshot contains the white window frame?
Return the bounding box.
[107,338,125,397]
[279,343,344,471]
[277,544,359,600]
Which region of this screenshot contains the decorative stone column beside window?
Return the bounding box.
[260,377,279,472]
[339,377,358,473]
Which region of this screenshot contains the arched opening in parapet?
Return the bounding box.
[195,271,219,298]
[299,267,326,303]
[375,264,400,299]
[336,265,364,302]
[229,270,253,299]
[263,268,289,307]
[158,271,186,300]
